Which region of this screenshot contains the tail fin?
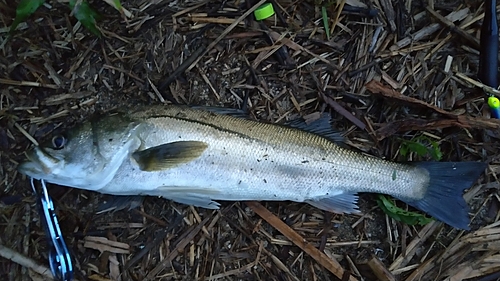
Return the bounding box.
[397,162,486,230]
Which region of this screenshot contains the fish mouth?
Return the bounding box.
[17,147,56,177]
[17,160,45,178]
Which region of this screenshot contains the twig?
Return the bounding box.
[246,201,358,281]
[186,0,267,72]
[454,72,500,97]
[0,78,58,89]
[389,222,440,271]
[0,244,54,280]
[144,215,211,280]
[425,7,480,49]
[157,45,206,91]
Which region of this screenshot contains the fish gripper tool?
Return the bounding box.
[31,178,74,281]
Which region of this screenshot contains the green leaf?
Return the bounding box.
[429,140,443,161]
[399,136,443,161]
[69,0,102,37]
[9,0,46,35]
[408,141,428,157]
[377,195,433,226]
[321,6,330,40]
[113,0,122,11]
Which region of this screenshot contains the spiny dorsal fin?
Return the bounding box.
[192,106,344,143]
[132,141,208,171]
[191,106,250,119]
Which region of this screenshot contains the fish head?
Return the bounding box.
[18,114,141,190]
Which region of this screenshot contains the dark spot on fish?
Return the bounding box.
[238,180,242,184]
[302,160,309,163]
[274,194,277,197]
[211,162,214,165]
[257,159,261,162]
[326,192,329,195]
[322,157,326,161]
[263,179,267,183]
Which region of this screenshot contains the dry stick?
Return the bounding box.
[391,8,469,51]
[0,244,54,280]
[143,215,211,280]
[246,201,358,281]
[389,221,441,271]
[309,71,365,130]
[158,46,206,90]
[186,0,267,72]
[124,213,184,270]
[0,78,58,89]
[380,0,396,31]
[425,7,480,49]
[454,72,500,97]
[188,17,246,25]
[268,31,340,70]
[367,254,396,281]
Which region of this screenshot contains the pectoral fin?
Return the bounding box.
[156,186,221,209]
[132,141,208,171]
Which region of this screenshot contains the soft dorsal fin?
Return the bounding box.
[285,113,344,143]
[193,106,343,143]
[131,141,208,171]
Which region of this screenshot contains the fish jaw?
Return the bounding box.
[18,139,137,191]
[18,145,97,188]
[18,146,64,178]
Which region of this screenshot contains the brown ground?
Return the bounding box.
[1,0,500,280]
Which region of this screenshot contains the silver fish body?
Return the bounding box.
[18,106,486,229]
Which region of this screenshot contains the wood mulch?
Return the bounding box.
[0,0,499,280]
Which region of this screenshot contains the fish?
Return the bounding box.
[18,105,486,229]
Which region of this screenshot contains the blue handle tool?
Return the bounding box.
[479,0,499,118]
[31,178,74,281]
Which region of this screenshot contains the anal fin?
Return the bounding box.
[305,193,360,214]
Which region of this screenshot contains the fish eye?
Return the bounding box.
[51,135,67,150]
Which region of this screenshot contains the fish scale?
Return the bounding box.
[18,105,486,229]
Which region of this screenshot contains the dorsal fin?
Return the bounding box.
[285,113,344,143]
[192,106,344,143]
[191,106,250,119]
